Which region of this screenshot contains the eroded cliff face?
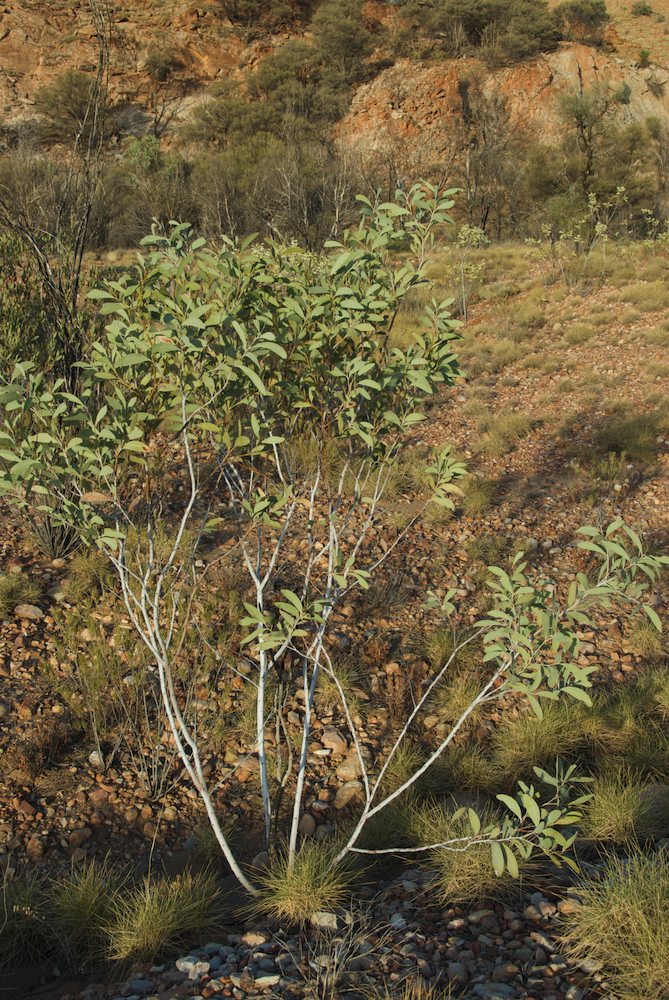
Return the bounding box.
[337,43,669,164]
[0,1,255,123]
[1,1,668,159]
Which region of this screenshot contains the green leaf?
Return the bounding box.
[491,842,505,877]
[643,604,663,633]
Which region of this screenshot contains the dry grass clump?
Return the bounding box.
[252,843,355,925]
[0,870,50,970]
[430,670,486,734]
[476,411,534,456]
[108,870,226,962]
[594,408,668,462]
[0,572,42,616]
[433,744,500,796]
[490,702,588,784]
[625,619,667,662]
[563,323,595,345]
[367,979,458,1000]
[561,852,669,1000]
[413,804,536,905]
[459,475,497,515]
[581,768,669,845]
[65,548,113,602]
[619,279,669,312]
[50,859,121,967]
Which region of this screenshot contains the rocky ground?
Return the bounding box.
[1,243,669,998]
[83,873,596,1000]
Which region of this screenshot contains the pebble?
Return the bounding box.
[14,603,44,620]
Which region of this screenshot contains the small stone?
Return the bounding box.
[48,582,68,602]
[14,603,44,621]
[389,913,407,930]
[492,963,519,982]
[472,984,517,999]
[298,813,316,837]
[335,753,362,781]
[447,962,469,984]
[334,780,363,809]
[320,726,348,754]
[123,980,155,997]
[310,911,339,932]
[254,974,280,987]
[68,827,93,848]
[241,930,270,946]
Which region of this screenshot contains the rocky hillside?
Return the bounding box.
[2,0,669,154]
[339,42,669,160]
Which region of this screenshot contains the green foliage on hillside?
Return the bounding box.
[408,0,561,64]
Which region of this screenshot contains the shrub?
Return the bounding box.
[145,47,183,82]
[413,0,561,63]
[562,852,669,1000]
[631,1,653,14]
[108,871,226,962]
[34,70,111,146]
[555,0,609,41]
[0,573,41,617]
[311,0,373,84]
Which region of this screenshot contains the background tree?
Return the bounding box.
[0,0,112,386]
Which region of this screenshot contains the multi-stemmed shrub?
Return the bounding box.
[0,184,666,904]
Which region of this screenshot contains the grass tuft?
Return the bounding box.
[490,702,587,784]
[50,859,122,967]
[252,842,355,925]
[65,548,112,603]
[562,851,669,1000]
[0,573,42,616]
[581,768,669,845]
[413,804,536,904]
[108,870,226,962]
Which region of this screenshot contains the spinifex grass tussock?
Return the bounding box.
[49,858,122,967]
[0,573,42,616]
[251,842,356,925]
[490,702,589,785]
[562,851,669,1000]
[581,767,669,845]
[412,804,539,905]
[65,548,113,602]
[0,870,51,970]
[108,870,226,962]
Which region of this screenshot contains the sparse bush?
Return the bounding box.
[145,47,184,82]
[555,0,609,41]
[562,851,669,1000]
[34,70,111,146]
[631,1,653,15]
